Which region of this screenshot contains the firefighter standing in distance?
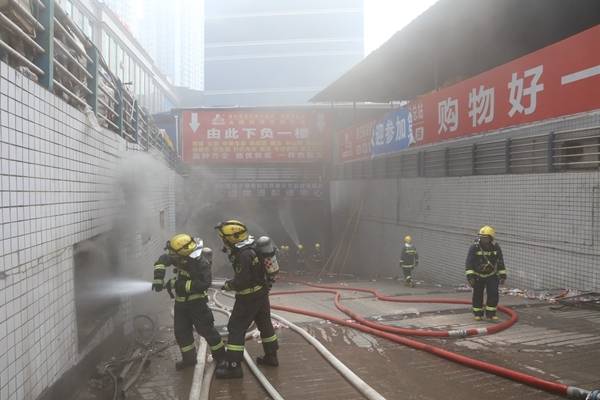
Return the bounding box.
[465,226,507,321]
[399,235,419,287]
[214,220,280,379]
[312,243,323,270]
[152,234,225,370]
[295,243,306,275]
[279,244,289,270]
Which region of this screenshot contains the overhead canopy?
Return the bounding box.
[312,0,600,103]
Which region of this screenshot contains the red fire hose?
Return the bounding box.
[269,281,593,399]
[278,281,518,337]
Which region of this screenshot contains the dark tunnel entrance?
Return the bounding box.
[177,164,331,276]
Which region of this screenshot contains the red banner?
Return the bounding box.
[409,25,600,146]
[339,119,376,162]
[182,110,330,163]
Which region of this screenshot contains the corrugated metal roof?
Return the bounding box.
[312,0,600,103]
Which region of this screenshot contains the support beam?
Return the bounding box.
[35,0,54,90]
[86,46,99,113]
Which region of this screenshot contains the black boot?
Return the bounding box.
[175,349,197,371]
[257,353,279,367]
[215,360,243,379]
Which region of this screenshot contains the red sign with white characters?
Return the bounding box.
[410,25,600,146]
[182,110,330,163]
[339,118,376,162]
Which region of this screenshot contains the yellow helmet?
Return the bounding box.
[298,244,304,250]
[404,235,412,244]
[478,225,496,239]
[215,220,249,244]
[315,243,320,249]
[167,233,197,256]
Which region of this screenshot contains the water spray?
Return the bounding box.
[89,279,152,298]
[277,200,300,246]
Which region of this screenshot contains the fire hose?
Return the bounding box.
[207,292,285,400]
[214,290,387,400]
[267,281,596,400]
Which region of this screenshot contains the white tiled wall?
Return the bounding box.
[0,61,180,399]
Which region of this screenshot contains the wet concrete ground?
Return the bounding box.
[73,279,600,400]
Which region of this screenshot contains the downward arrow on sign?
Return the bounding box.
[189,113,200,133]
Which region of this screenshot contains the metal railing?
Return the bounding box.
[334,126,600,180]
[0,0,182,171]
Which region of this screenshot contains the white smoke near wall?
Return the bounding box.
[112,152,172,251]
[75,151,175,305]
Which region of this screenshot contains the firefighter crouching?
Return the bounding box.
[399,235,419,287]
[214,220,280,379]
[465,226,507,321]
[152,234,226,370]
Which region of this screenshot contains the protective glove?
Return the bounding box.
[222,280,233,291]
[152,281,163,292]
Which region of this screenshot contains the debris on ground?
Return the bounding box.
[498,287,586,304]
[456,284,471,292]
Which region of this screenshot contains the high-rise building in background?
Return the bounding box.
[103,0,136,28]
[105,0,205,91]
[204,0,364,106]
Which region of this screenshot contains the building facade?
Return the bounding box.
[204,0,364,106]
[109,0,205,91]
[56,0,179,114]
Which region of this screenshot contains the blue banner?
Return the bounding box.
[371,107,415,157]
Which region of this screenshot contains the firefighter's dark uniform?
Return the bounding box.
[295,245,306,274]
[223,241,278,366]
[153,251,225,368]
[279,246,289,270]
[465,240,507,318]
[311,244,322,270]
[400,243,418,286]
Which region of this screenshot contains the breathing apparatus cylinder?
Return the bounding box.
[255,236,280,276]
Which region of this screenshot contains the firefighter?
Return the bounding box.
[214,220,279,379]
[295,243,306,275]
[399,235,419,287]
[279,244,289,270]
[465,226,507,321]
[152,234,225,370]
[312,243,323,270]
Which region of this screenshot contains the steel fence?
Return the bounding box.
[333,126,600,180]
[0,0,183,170]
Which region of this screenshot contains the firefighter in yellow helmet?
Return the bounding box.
[152,234,225,370]
[399,235,419,287]
[465,226,507,321]
[295,243,306,275]
[214,220,279,379]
